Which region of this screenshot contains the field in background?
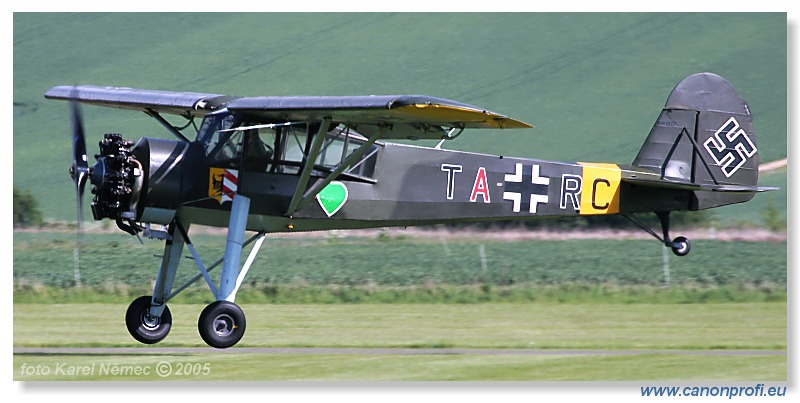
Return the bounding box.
[12,13,787,226]
[13,230,786,304]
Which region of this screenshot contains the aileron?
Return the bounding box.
[44,85,237,117]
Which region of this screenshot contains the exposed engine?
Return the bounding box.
[89,133,144,225]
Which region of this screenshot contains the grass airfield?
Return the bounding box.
[13,231,788,381]
[13,303,786,381]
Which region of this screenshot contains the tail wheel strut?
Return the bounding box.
[624,212,691,257]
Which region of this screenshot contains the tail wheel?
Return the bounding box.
[125,296,171,344]
[671,236,691,256]
[198,301,246,349]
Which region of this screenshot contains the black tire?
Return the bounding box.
[198,301,246,349]
[671,236,691,257]
[125,296,171,344]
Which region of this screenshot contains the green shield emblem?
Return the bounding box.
[316,181,349,217]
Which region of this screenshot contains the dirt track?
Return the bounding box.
[15,225,786,243]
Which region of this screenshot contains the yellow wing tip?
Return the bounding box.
[488,118,533,129]
[501,119,534,129]
[397,103,533,129]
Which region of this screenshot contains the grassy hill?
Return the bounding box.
[12,12,786,225]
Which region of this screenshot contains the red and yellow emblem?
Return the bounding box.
[208,168,238,204]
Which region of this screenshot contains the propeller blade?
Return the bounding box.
[68,94,88,287]
[70,99,88,173]
[73,183,84,287]
[68,96,90,215]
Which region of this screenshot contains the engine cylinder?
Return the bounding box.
[90,133,143,221]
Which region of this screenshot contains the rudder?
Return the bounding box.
[632,73,760,210]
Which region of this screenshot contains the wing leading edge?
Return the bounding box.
[228,95,530,127]
[227,95,531,140]
[45,86,532,140]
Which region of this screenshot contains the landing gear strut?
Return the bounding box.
[624,211,691,257]
[124,194,265,349]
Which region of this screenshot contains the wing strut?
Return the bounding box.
[293,133,381,215]
[285,117,332,215]
[284,122,385,217]
[144,109,192,142]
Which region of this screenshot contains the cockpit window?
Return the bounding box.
[315,127,379,178]
[197,112,379,179]
[281,125,309,174]
[212,130,244,165]
[277,124,379,178]
[197,111,236,156]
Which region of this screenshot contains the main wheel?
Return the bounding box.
[125,296,172,344]
[198,301,246,349]
[670,236,691,256]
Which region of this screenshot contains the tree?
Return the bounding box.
[763,195,786,232]
[13,185,43,227]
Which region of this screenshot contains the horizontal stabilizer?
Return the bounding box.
[622,176,777,193]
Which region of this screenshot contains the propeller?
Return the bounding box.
[69,97,88,287]
[69,99,89,212]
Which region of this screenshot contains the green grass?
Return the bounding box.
[12,353,786,381]
[11,283,787,305]
[12,13,787,224]
[14,303,786,350]
[13,227,787,381]
[13,303,786,380]
[13,231,787,295]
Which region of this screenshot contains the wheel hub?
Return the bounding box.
[212,314,236,337]
[140,311,161,330]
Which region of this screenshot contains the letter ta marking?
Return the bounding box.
[440,164,463,200]
[470,167,491,203]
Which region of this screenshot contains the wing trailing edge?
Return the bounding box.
[44,85,238,117]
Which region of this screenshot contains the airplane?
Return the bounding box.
[44,72,775,349]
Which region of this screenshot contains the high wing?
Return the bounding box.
[45,86,532,140]
[226,95,532,139]
[44,85,239,117]
[44,85,532,215]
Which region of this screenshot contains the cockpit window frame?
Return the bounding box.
[197,111,380,180]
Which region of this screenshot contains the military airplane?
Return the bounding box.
[44,72,774,348]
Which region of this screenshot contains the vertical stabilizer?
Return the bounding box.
[632,73,759,209]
